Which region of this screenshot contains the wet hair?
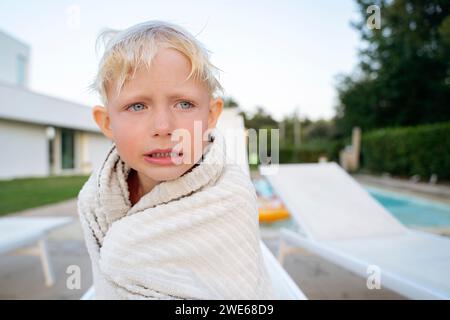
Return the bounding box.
[88,20,224,105]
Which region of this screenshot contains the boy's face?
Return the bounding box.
[93,46,223,183]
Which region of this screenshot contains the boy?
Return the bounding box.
[78,20,275,299]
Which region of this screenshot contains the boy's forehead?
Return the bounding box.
[106,69,209,106]
[105,47,211,105]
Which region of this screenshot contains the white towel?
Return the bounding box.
[77,128,275,299]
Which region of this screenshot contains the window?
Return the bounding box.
[16,54,27,86]
[61,128,75,169]
[46,127,55,173]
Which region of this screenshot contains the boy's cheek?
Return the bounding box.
[110,124,142,156]
[114,139,141,166]
[116,131,140,151]
[111,119,141,140]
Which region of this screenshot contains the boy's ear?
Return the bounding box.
[208,97,224,129]
[92,105,113,139]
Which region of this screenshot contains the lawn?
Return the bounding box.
[0,175,90,217]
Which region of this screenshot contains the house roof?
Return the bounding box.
[0,81,100,132]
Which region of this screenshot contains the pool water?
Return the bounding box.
[367,187,450,228]
[253,178,275,198]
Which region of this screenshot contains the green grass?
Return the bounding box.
[0,175,90,217]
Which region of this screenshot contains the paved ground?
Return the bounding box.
[260,225,405,300]
[0,199,92,300]
[1,196,410,300]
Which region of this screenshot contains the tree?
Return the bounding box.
[336,0,450,135]
[242,106,278,130]
[222,96,239,109]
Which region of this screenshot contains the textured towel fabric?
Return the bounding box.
[77,128,276,299]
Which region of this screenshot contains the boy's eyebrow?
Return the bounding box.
[118,92,199,105]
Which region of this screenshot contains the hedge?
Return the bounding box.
[361,122,450,179]
[249,139,345,170]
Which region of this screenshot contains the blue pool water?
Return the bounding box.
[367,187,450,228]
[253,178,450,228]
[253,178,275,198]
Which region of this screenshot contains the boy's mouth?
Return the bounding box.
[144,148,184,166]
[144,148,183,158]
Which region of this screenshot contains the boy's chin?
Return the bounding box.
[146,164,193,181]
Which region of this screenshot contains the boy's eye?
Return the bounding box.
[127,103,146,112]
[177,101,195,110]
[126,101,194,111]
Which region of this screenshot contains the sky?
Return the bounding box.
[0,0,362,121]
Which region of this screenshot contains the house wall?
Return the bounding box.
[77,131,112,174]
[0,118,48,179]
[0,31,30,87]
[0,30,112,180]
[0,119,112,180]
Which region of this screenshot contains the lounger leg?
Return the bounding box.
[277,238,287,265]
[38,239,55,287]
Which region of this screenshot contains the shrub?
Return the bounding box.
[362,122,450,179]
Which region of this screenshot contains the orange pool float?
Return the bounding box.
[258,198,290,222]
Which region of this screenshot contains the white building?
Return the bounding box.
[0,30,30,88]
[0,30,111,180]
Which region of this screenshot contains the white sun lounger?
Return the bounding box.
[0,216,73,286]
[260,162,450,300]
[216,108,251,177]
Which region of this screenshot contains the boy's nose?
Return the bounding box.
[150,109,174,137]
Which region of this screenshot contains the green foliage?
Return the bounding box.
[253,139,345,166]
[280,145,327,163]
[303,119,342,140]
[240,105,346,167]
[362,122,450,178]
[222,96,239,109]
[241,106,278,130]
[336,0,450,136]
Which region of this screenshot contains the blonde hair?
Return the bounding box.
[89,20,224,105]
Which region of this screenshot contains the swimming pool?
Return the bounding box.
[366,186,450,228]
[253,178,450,228]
